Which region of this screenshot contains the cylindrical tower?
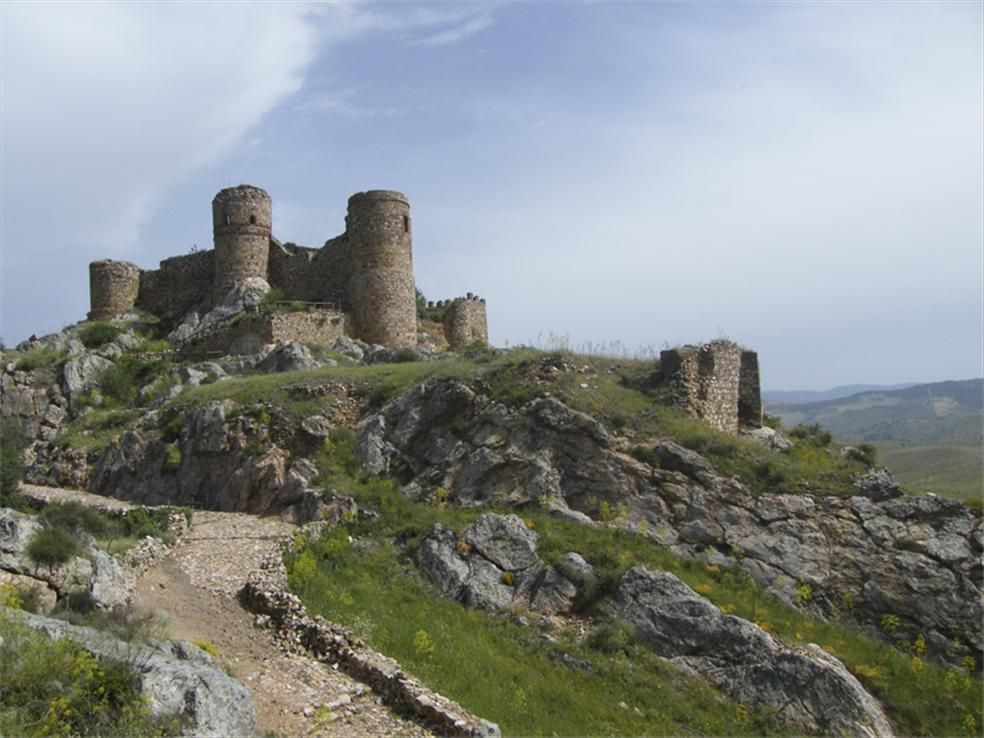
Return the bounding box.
[443,296,489,349]
[346,190,416,347]
[212,185,272,299]
[88,260,141,320]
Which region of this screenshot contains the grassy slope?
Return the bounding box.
[873,441,983,501]
[286,437,983,737]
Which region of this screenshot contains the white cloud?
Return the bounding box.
[414,14,493,47]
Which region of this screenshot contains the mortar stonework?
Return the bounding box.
[212,186,272,299]
[347,191,416,347]
[660,341,761,435]
[87,184,487,350]
[89,260,141,320]
[443,297,488,349]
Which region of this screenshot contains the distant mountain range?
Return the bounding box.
[765,379,983,443]
[762,384,917,405]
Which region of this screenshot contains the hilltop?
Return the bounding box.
[1,316,982,737]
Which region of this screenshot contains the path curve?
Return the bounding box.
[21,484,432,738]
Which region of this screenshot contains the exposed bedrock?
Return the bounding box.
[357,379,983,667]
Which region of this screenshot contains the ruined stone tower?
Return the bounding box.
[211,185,272,299]
[443,295,488,348]
[88,260,141,320]
[346,190,416,347]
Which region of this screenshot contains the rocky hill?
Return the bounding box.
[1,317,982,737]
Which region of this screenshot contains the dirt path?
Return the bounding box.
[22,485,431,738]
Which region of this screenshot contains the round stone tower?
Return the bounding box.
[212,185,272,299]
[88,260,141,320]
[346,190,416,347]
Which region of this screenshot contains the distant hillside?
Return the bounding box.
[768,378,983,444]
[762,383,916,405]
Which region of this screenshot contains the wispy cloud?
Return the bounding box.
[413,14,493,47]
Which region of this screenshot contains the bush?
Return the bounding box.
[1,416,24,508]
[789,423,833,447]
[41,501,110,538]
[26,527,80,569]
[78,322,121,349]
[0,614,180,737]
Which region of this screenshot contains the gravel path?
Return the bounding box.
[21,484,432,738]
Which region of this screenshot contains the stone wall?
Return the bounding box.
[739,350,763,428]
[137,250,215,319]
[179,311,351,359]
[89,261,141,320]
[443,296,488,349]
[660,341,758,434]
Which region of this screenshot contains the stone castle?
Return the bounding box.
[88,185,488,351]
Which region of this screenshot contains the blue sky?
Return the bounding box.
[1,1,981,390]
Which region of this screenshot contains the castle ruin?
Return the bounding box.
[659,341,762,434]
[89,186,488,351]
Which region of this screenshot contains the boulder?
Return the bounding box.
[61,353,114,408]
[743,426,793,452]
[613,567,893,738]
[464,513,539,571]
[256,341,321,373]
[418,514,595,615]
[332,336,365,362]
[855,468,904,501]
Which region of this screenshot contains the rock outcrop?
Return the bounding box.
[613,567,894,738]
[418,513,595,614]
[0,507,128,609]
[9,609,256,738]
[357,379,983,667]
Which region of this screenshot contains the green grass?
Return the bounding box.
[57,408,142,453]
[873,441,983,501]
[14,346,66,372]
[287,443,982,737]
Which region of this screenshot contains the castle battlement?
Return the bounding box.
[88,185,488,351]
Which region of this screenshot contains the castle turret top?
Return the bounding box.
[348,190,409,206]
[213,184,271,204]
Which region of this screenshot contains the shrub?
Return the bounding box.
[163,443,183,472]
[78,322,121,349]
[41,501,110,538]
[26,527,80,569]
[0,614,180,737]
[789,423,833,447]
[844,444,877,467]
[393,348,422,363]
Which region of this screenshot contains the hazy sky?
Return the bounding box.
[1,1,981,390]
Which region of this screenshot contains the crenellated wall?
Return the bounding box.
[659,340,760,434]
[137,250,215,318]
